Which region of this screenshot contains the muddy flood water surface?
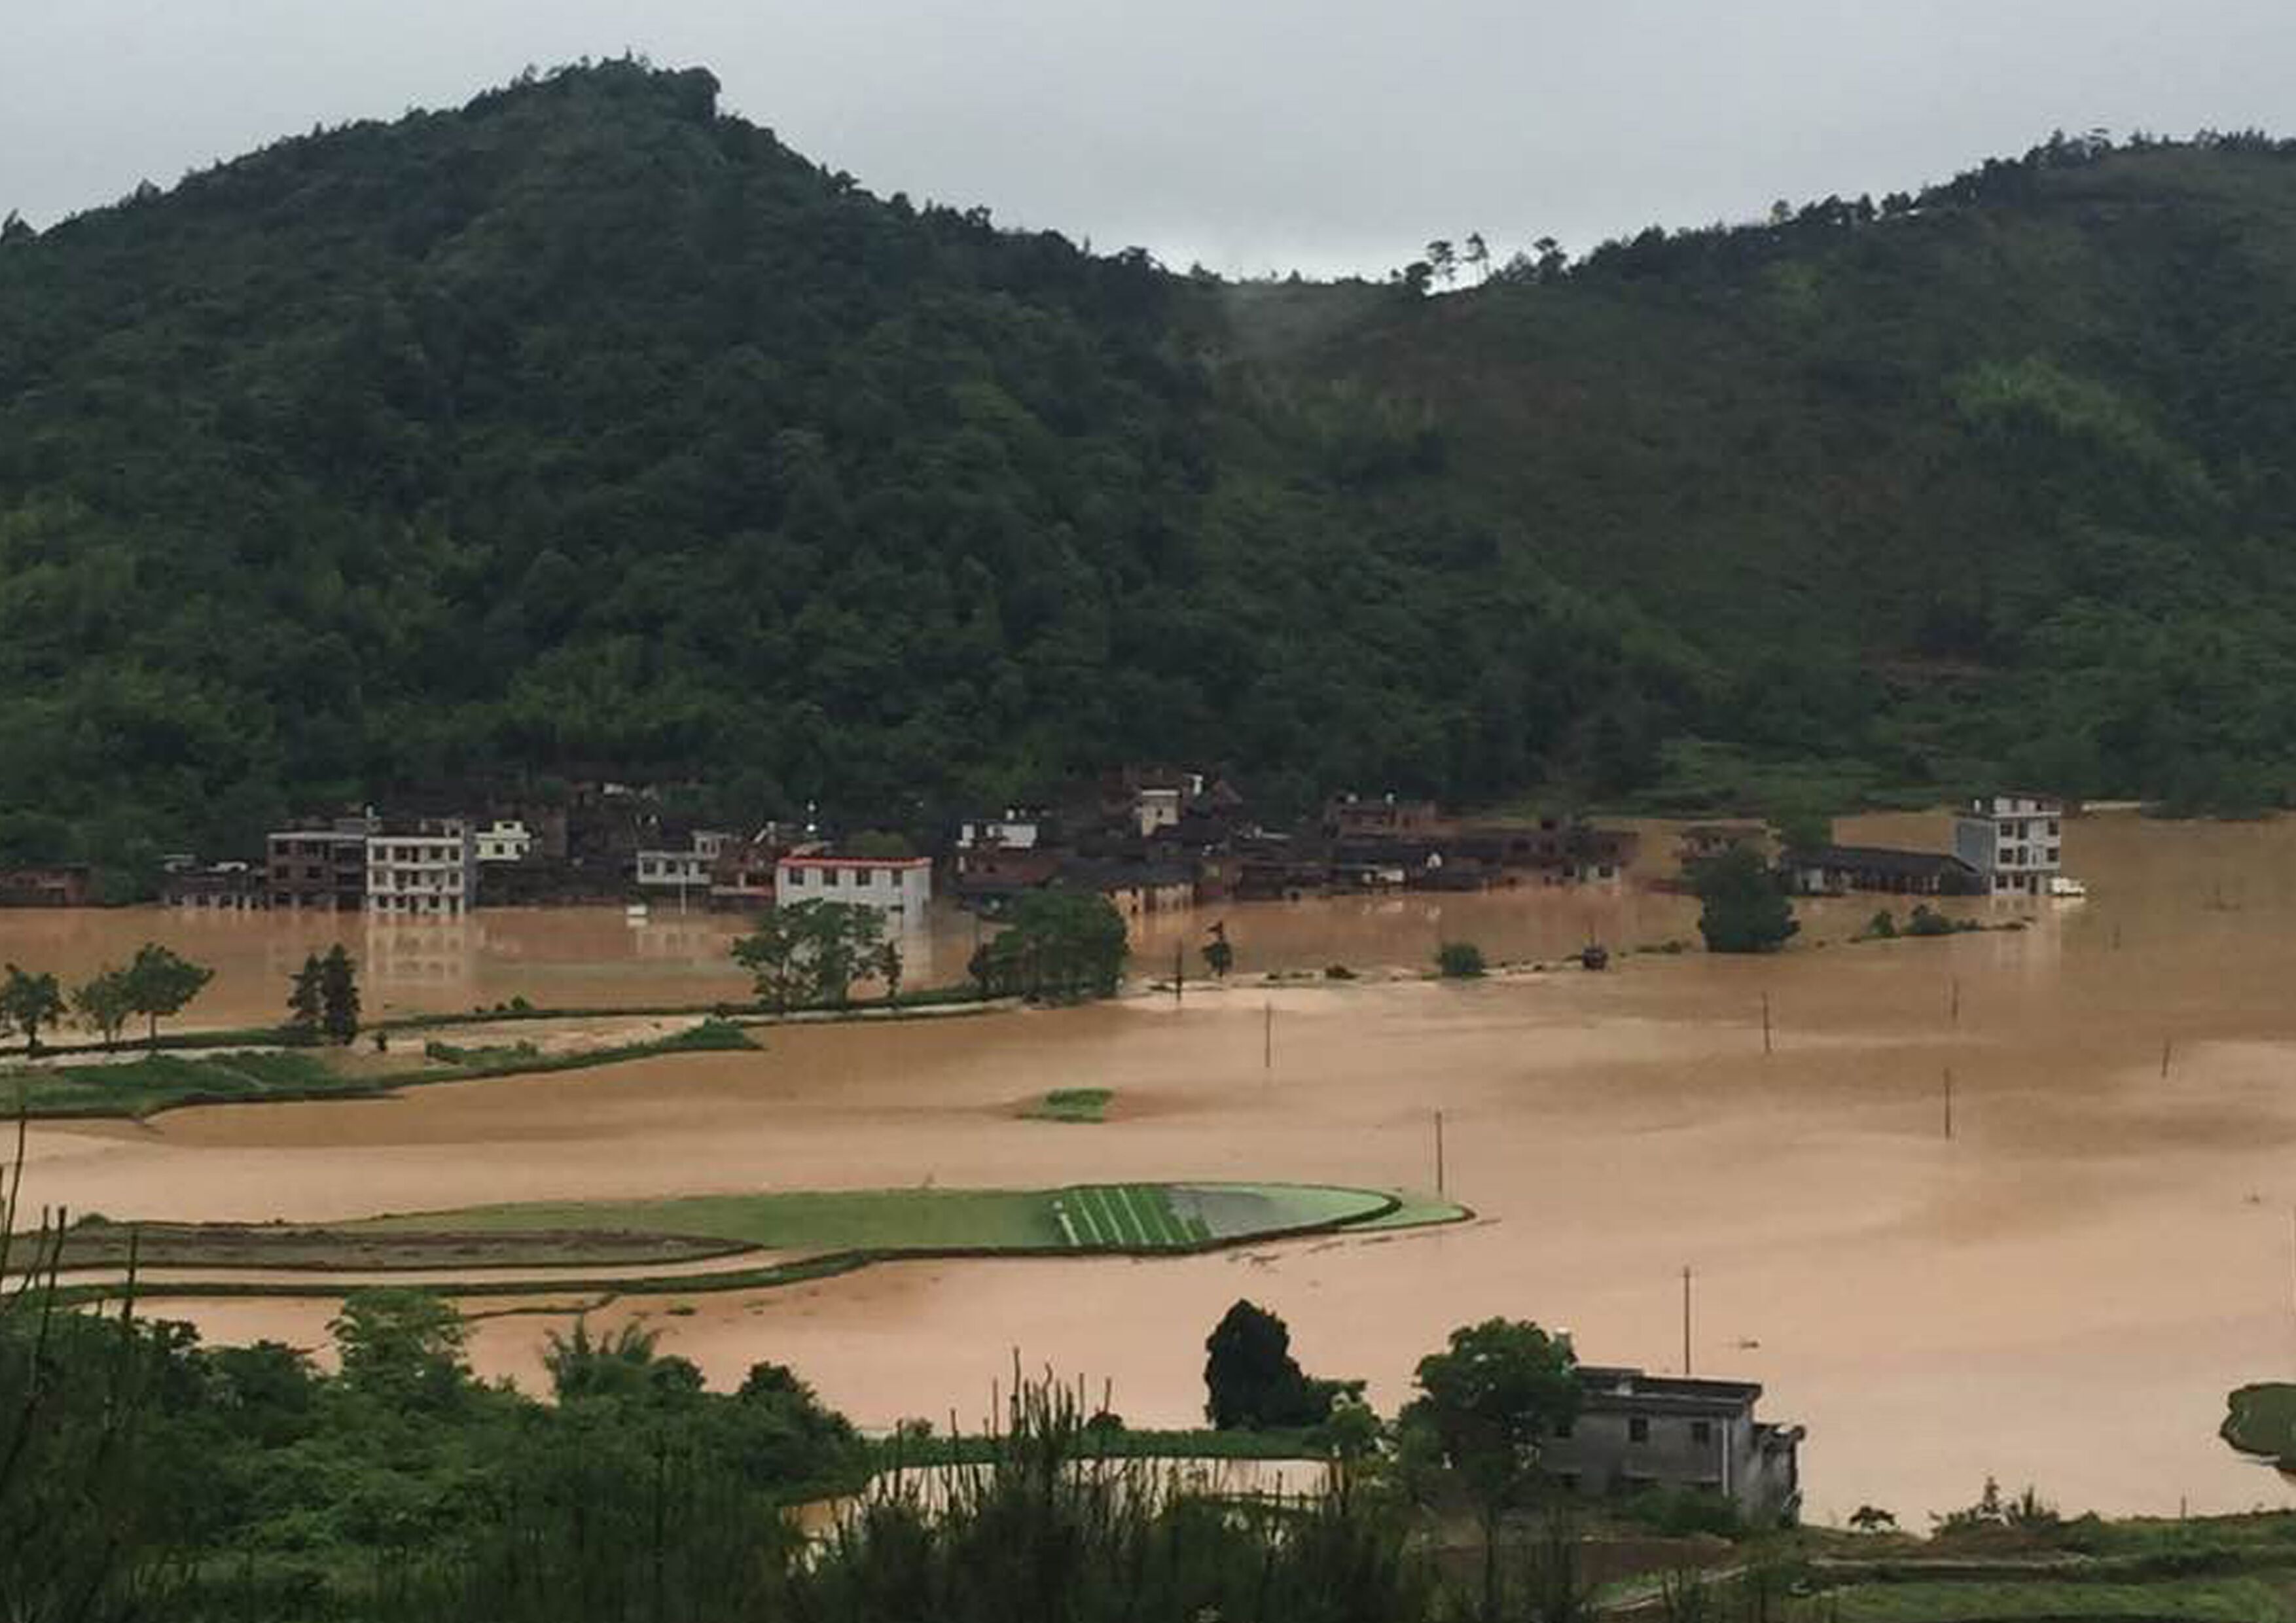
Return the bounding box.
[14,812,2296,1525]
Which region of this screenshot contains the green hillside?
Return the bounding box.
[5,63,2294,887]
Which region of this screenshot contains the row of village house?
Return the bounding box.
[3,772,2066,918]
[20,771,1642,919]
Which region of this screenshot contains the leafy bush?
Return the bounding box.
[1435,942,1486,979]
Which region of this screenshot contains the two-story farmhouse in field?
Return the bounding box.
[1539,1366,1804,1523]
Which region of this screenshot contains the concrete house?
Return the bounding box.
[267,816,376,910]
[0,864,94,908]
[162,861,265,911]
[1952,794,2064,898]
[775,855,933,925]
[366,819,478,918]
[1540,1366,1804,1523]
[634,830,734,902]
[957,808,1047,856]
[1325,793,1443,840]
[475,819,535,865]
[1056,859,1196,918]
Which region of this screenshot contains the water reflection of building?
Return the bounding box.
[627,920,728,963]
[361,916,478,997]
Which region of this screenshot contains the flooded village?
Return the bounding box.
[9,777,2295,1529]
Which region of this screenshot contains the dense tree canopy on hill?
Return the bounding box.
[5,60,2296,889]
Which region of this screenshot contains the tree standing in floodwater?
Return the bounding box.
[319,945,360,1045]
[1693,846,1799,954]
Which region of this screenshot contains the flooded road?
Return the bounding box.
[12,812,2296,1524]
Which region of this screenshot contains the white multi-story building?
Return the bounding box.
[774,855,933,925]
[366,820,478,917]
[475,819,534,864]
[958,808,1045,851]
[635,831,732,901]
[1952,793,2064,898]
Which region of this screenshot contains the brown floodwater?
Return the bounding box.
[13,812,2296,1525]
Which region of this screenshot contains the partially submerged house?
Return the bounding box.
[1952,793,2065,899]
[0,864,93,908]
[160,861,264,911]
[366,819,478,918]
[775,853,933,927]
[1678,823,1767,866]
[1054,858,1195,918]
[267,815,376,910]
[1781,844,1981,898]
[1541,1366,1804,1524]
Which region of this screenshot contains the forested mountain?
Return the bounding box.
[5,60,2296,883]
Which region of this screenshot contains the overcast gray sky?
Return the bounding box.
[8,0,2296,277]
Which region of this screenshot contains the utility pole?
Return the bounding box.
[1263,1001,1272,1070]
[1682,1266,1694,1375]
[2161,1038,2172,1080]
[1944,1065,1954,1141]
[1174,942,1183,1005]
[1434,1109,1446,1196]
[1761,992,1772,1056]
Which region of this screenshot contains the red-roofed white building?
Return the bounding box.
[774,855,933,925]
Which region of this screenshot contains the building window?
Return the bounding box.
[1558,1472,1581,1492]
[1691,1421,1712,1446]
[1628,1417,1649,1444]
[1552,1419,1573,1439]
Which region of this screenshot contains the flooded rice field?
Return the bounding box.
[12,811,2296,1524]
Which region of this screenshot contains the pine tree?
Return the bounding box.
[319,946,360,1044]
[287,954,325,1042]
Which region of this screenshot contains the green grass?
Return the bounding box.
[77,1183,1422,1304]
[1056,1185,1204,1248]
[362,1188,1069,1251]
[362,1183,1401,1260]
[1024,1088,1113,1123]
[1343,1190,1473,1232]
[1824,1575,2296,1621]
[0,1020,759,1120]
[2,1050,370,1117]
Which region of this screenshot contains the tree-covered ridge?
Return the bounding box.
[1282,130,2296,812]
[7,62,2296,884]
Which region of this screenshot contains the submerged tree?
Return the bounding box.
[317,944,359,1044]
[287,954,325,1041]
[1693,846,1799,954]
[732,901,887,1012]
[969,891,1128,1001]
